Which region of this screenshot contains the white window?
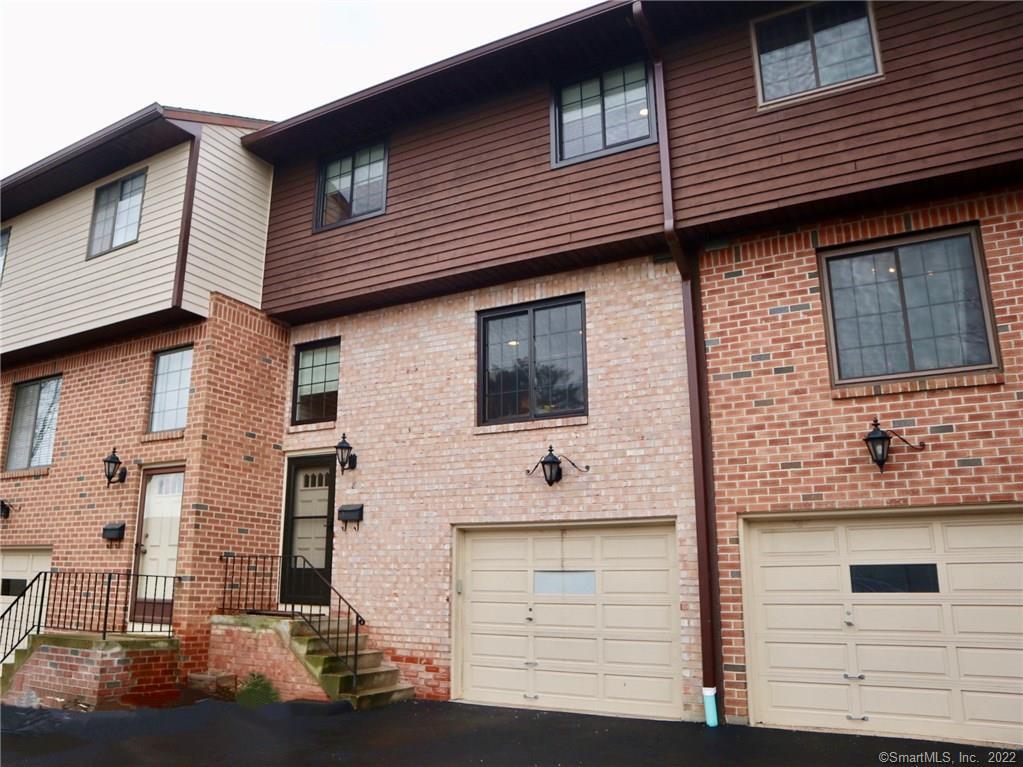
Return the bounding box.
[149,347,193,432]
[6,376,62,470]
[0,228,9,283]
[89,170,146,257]
[755,1,879,104]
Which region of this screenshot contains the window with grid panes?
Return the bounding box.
[317,143,386,227]
[88,170,146,257]
[149,347,193,432]
[292,340,340,424]
[5,376,62,470]
[479,297,586,424]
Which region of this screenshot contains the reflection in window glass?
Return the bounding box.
[559,62,650,161]
[756,1,877,102]
[89,171,146,256]
[850,564,939,593]
[293,342,340,423]
[319,143,386,226]
[150,348,193,432]
[827,234,993,381]
[533,570,597,595]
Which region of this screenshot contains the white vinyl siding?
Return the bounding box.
[0,143,190,354]
[180,124,273,315]
[5,376,62,470]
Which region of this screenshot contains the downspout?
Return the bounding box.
[632,0,722,727]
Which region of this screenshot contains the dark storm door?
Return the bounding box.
[281,456,334,605]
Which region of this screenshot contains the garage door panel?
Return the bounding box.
[0,548,52,612]
[846,525,934,553]
[852,604,944,633]
[767,680,852,713]
[952,605,1023,636]
[957,647,1023,680]
[947,562,1023,592]
[764,641,847,672]
[861,685,953,720]
[944,522,1023,551]
[961,690,1023,726]
[763,603,845,631]
[856,644,949,677]
[471,537,529,562]
[761,565,842,592]
[460,525,683,719]
[759,528,838,555]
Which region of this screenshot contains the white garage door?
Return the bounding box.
[744,513,1023,745]
[458,524,684,719]
[1,548,52,611]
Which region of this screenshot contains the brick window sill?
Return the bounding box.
[831,370,1005,400]
[473,415,588,436]
[287,421,337,435]
[0,467,50,480]
[141,429,185,443]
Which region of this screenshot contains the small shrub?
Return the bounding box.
[236,673,280,707]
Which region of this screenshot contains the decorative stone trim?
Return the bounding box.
[472,415,589,436]
[141,429,185,443]
[0,467,50,480]
[830,371,1004,400]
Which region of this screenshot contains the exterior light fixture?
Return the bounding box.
[103,447,128,486]
[863,418,924,473]
[335,434,357,474]
[526,445,590,486]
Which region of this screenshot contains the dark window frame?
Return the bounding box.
[751,1,883,108]
[0,226,10,285]
[549,60,658,169]
[312,141,389,233]
[86,169,148,260]
[818,225,1001,387]
[5,373,63,471]
[148,345,194,433]
[291,337,340,426]
[476,294,588,426]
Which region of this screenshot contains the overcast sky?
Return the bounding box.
[1,0,593,177]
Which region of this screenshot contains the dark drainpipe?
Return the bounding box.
[632,0,722,726]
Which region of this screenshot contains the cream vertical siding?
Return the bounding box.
[180,124,273,315]
[0,143,190,353]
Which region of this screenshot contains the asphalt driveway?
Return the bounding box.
[2,699,1018,767]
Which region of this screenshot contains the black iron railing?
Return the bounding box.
[1,570,179,663]
[219,554,366,684]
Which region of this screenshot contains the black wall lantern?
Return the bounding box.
[103,447,128,487]
[863,418,925,473]
[527,445,590,486]
[335,434,357,474]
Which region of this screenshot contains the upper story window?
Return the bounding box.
[316,143,387,229]
[292,339,339,424]
[821,228,998,385]
[88,170,147,258]
[478,296,587,425]
[754,1,880,105]
[553,62,654,165]
[149,347,193,432]
[6,376,62,471]
[0,227,9,283]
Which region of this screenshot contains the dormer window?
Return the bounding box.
[315,143,387,229]
[88,170,147,258]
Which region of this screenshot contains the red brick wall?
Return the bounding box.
[0,293,290,675]
[208,619,329,702]
[699,186,1023,721]
[3,637,180,709]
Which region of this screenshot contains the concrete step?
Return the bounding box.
[1,647,31,695]
[289,617,364,637]
[302,649,384,675]
[319,665,401,696]
[290,632,368,656]
[341,683,415,711]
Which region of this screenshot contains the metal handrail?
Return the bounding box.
[219,553,366,685]
[0,570,179,663]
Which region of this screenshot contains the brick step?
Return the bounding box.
[290,632,368,656]
[340,683,415,711]
[1,648,31,695]
[319,665,401,696]
[301,649,384,674]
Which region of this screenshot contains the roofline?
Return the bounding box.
[2,102,166,189]
[242,0,630,149]
[161,106,274,130]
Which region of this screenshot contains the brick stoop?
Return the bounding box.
[209,614,414,709]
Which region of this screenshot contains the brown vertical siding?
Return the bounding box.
[665,1,1023,227]
[261,84,663,317]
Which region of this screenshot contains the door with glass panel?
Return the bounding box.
[135,470,184,625]
[281,457,334,605]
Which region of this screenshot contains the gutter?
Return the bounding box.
[632,0,723,726]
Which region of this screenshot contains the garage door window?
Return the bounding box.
[533,570,596,595]
[850,563,939,593]
[1,578,28,597]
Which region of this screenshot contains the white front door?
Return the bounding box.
[458,524,684,719]
[138,471,184,602]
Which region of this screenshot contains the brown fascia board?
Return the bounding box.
[242,0,632,157]
[1,103,272,220]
